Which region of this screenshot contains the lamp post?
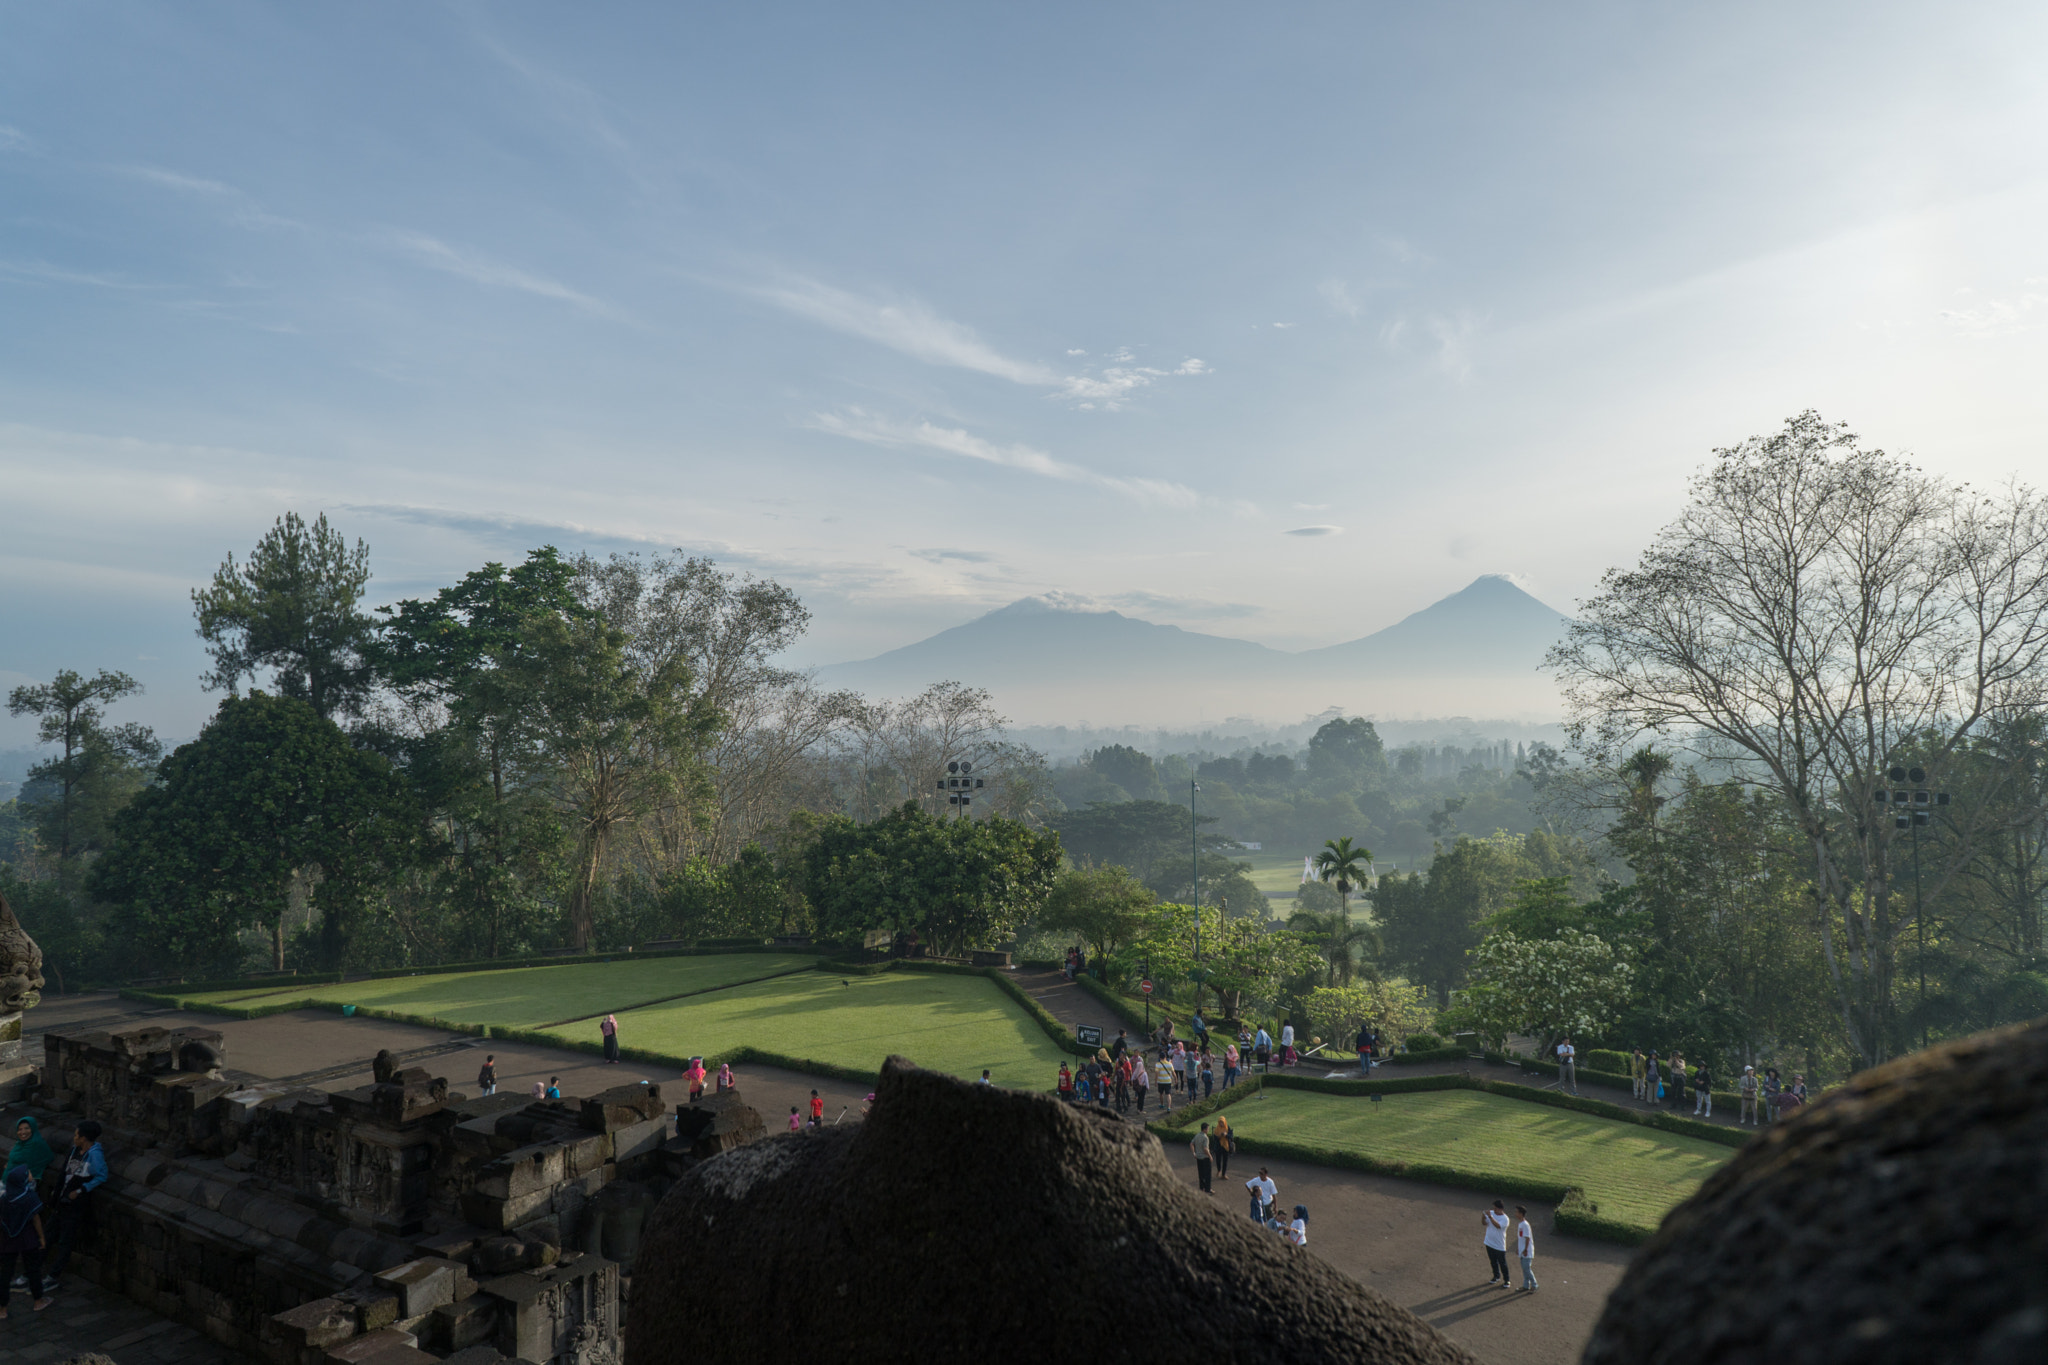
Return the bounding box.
[1191,780,1202,964]
[1874,764,1949,1042]
[936,760,983,819]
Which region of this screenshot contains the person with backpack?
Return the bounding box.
[42,1120,108,1288]
[476,1055,497,1097]
[1631,1048,1647,1100]
[1644,1052,1661,1108]
[1693,1063,1713,1118]
[0,1164,52,1315]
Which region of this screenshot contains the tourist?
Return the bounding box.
[600,1014,620,1064]
[1770,1083,1803,1122]
[1171,1041,1188,1092]
[43,1120,108,1288]
[716,1063,735,1094]
[1199,1051,1215,1098]
[1791,1073,1809,1103]
[531,1079,546,1099]
[1365,1025,1381,1072]
[476,1056,497,1097]
[1131,1054,1149,1111]
[1761,1067,1781,1125]
[1669,1054,1687,1110]
[788,1106,802,1132]
[544,1077,561,1100]
[1644,1052,1661,1108]
[1737,1065,1758,1124]
[1254,1025,1272,1069]
[1191,1123,1213,1193]
[1482,1200,1512,1289]
[1279,1021,1295,1066]
[1191,1007,1209,1051]
[1287,1205,1309,1247]
[1631,1048,1647,1100]
[1356,1023,1373,1076]
[1111,1029,1129,1061]
[1113,1054,1131,1112]
[1153,1054,1175,1110]
[1246,1167,1277,1224]
[1556,1037,1577,1095]
[0,1164,51,1316]
[977,1069,992,1086]
[1212,1112,1233,1178]
[1514,1205,1538,1292]
[5,1116,54,1182]
[1693,1063,1713,1119]
[808,1091,825,1128]
[685,1057,708,1102]
[1223,1040,1240,1089]
[1057,1062,1073,1100]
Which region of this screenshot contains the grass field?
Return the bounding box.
[543,969,1071,1086]
[170,953,818,1027]
[1219,1087,1731,1234]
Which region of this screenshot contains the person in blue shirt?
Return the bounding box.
[43,1120,108,1287]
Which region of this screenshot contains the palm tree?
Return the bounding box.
[1312,835,1373,926]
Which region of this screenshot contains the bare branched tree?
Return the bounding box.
[1549,412,2048,1067]
[828,681,1050,824]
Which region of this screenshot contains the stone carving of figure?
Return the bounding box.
[0,888,46,1013]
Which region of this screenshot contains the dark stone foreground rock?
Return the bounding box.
[628,1055,1475,1365]
[1582,1017,2048,1365]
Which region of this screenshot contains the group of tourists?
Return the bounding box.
[1619,1045,1808,1123]
[1482,1199,1540,1292]
[1054,1020,1265,1112]
[1235,1163,1307,1246]
[682,1057,740,1102]
[2,1114,109,1314]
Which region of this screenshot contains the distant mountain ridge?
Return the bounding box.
[816,575,1573,725]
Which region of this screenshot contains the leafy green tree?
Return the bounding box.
[1312,835,1372,923]
[802,802,1061,954]
[511,608,716,952]
[91,694,420,972]
[372,547,583,958]
[1459,928,1635,1053]
[1037,863,1157,962]
[1376,833,1532,1004]
[1050,800,1227,886]
[1306,717,1387,786]
[6,669,160,867]
[1287,907,1379,987]
[1303,980,1435,1049]
[1088,744,1167,802]
[193,512,374,719]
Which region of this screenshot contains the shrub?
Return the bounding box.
[1404,1033,1445,1051]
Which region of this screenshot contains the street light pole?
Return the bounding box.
[1191,779,1202,964]
[1875,763,1949,1047]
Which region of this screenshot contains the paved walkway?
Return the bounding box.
[2,1272,257,1365]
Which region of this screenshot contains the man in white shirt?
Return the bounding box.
[1513,1205,1539,1291]
[1556,1037,1578,1095]
[1482,1200,1512,1288]
[1246,1168,1277,1224]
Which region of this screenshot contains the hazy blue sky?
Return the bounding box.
[5,3,2047,742]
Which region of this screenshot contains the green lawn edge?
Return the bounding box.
[1141,1070,1744,1245]
[127,957,1096,1079]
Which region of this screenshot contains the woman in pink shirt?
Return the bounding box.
[684,1057,708,1101]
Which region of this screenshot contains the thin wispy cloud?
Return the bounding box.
[757,276,1057,385]
[0,260,160,290]
[0,126,36,154]
[1285,525,1343,537]
[385,232,617,317]
[809,408,1200,508]
[120,165,235,197]
[1319,278,1360,318]
[910,547,997,564]
[754,275,1206,410]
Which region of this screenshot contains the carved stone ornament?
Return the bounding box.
[0,886,46,1013]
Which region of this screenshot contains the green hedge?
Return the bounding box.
[1384,1046,1472,1065]
[1553,1187,1649,1244]
[1488,1050,1750,1113]
[984,968,1095,1058]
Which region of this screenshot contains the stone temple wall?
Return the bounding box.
[3,1023,766,1365]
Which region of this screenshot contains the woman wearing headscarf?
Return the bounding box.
[684,1057,708,1101]
[5,1115,54,1183]
[1211,1112,1233,1180]
[715,1063,735,1094]
[1130,1053,1149,1111]
[0,1164,52,1315]
[600,1014,621,1064]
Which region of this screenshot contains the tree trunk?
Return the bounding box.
[273,917,285,971]
[570,827,607,953]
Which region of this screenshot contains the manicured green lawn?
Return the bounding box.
[1216,1087,1731,1234]
[171,953,818,1028]
[544,970,1070,1087]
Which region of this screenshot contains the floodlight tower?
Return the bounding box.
[936,760,983,819]
[1873,764,1949,1038]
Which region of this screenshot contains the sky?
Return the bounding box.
[5,3,2048,745]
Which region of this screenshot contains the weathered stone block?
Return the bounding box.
[580,1082,663,1131]
[325,1326,426,1365]
[373,1256,472,1319]
[266,1297,360,1354]
[337,1284,404,1333]
[611,1115,667,1166]
[430,1293,498,1352]
[475,1142,566,1200]
[461,1184,554,1232]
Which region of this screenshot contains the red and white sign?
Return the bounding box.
[1139,980,1153,994]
